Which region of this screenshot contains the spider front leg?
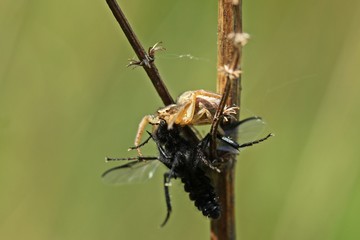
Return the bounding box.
[191,89,222,99]
[174,90,226,126]
[133,115,159,156]
[166,101,194,129]
[193,90,239,122]
[191,105,213,123]
[167,91,198,128]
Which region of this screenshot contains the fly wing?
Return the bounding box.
[102,160,160,185]
[236,117,266,145]
[218,117,267,152]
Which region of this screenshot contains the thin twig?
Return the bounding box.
[106,0,173,106]
[211,0,242,239]
[209,51,240,160]
[209,76,231,160]
[105,0,198,143]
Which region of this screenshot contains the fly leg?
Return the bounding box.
[161,171,173,227]
[128,133,153,151]
[196,135,220,173]
[237,133,273,149]
[160,153,179,227]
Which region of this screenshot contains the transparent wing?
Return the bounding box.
[219,117,268,152]
[236,117,266,145]
[102,160,160,185]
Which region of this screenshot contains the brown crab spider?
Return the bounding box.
[132,89,239,155]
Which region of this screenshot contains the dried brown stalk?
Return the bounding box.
[210,0,243,240]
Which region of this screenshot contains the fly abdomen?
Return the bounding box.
[181,171,221,219]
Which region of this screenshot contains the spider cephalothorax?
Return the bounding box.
[134,89,238,155]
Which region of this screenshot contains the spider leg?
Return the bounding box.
[182,92,197,124]
[165,110,181,129]
[222,106,239,121]
[192,89,222,99]
[167,102,192,129]
[134,115,158,156]
[170,94,196,128]
[176,90,227,126]
[191,106,213,124]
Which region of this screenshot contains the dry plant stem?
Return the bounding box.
[106,0,198,143]
[209,76,230,159]
[211,0,242,240]
[106,0,173,106]
[210,51,240,159]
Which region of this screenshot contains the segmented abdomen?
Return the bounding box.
[181,171,221,219]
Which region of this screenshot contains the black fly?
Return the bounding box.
[102,117,272,226]
[150,120,222,226]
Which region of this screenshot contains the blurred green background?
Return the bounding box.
[1,0,360,239]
